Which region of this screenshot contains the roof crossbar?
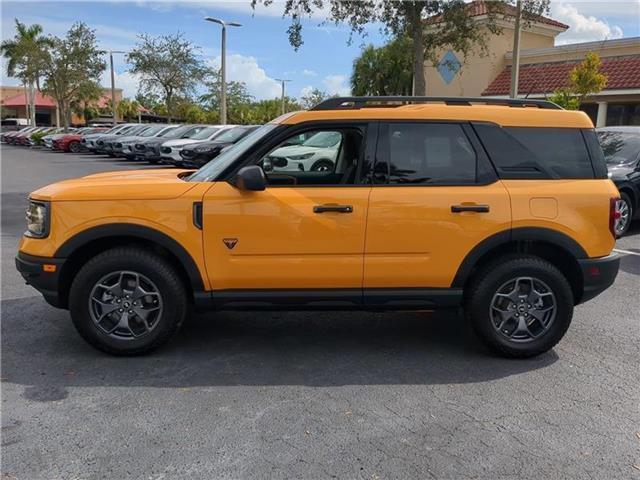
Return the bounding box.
[310,96,562,111]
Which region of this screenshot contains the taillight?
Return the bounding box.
[609,197,621,237]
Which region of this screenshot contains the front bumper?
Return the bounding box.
[15,252,66,308]
[578,253,620,304]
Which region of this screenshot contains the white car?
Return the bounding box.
[159,125,236,164]
[264,131,341,172]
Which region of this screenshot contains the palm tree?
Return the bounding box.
[1,19,52,126]
[117,98,141,122]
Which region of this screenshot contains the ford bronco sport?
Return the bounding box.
[16,96,620,357]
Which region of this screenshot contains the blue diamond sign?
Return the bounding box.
[437,50,462,85]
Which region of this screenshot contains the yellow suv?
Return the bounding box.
[16,97,621,358]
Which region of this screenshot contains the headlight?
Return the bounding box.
[288,153,314,160]
[25,200,49,238]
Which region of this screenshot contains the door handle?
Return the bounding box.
[451,204,490,213]
[313,204,353,214]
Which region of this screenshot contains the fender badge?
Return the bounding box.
[223,238,238,250]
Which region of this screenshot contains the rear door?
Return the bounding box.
[363,121,511,306]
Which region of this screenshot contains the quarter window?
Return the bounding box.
[377,123,477,184]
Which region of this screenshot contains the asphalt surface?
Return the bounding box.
[1,145,639,480]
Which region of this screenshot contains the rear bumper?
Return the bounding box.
[15,252,66,308]
[578,253,620,304]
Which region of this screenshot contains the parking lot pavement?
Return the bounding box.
[2,145,639,480]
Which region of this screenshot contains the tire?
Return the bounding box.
[69,141,81,153]
[69,247,189,356]
[615,192,633,237]
[310,159,334,172]
[464,255,574,358]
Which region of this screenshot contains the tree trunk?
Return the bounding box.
[410,3,427,96]
[28,82,37,126]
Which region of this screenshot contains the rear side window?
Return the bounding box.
[376,123,477,184]
[473,124,595,179]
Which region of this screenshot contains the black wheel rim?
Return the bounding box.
[88,271,163,340]
[489,276,557,343]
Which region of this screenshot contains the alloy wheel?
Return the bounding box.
[88,271,163,340]
[615,198,631,236]
[490,276,557,343]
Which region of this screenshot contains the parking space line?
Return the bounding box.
[613,248,640,256]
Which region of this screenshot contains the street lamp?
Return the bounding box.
[275,78,291,116]
[204,16,241,125]
[109,50,126,126]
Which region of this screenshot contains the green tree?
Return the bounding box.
[351,36,412,96]
[127,33,207,122]
[570,52,607,106]
[41,23,106,128]
[117,98,141,122]
[299,88,331,109]
[199,67,254,124]
[1,19,52,126]
[548,52,607,110]
[252,0,550,96]
[70,81,103,124]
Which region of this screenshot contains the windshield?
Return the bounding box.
[597,131,640,165]
[213,127,255,143]
[160,125,195,139]
[139,125,166,137]
[156,126,179,137]
[190,126,221,140]
[189,124,278,182]
[302,131,341,148]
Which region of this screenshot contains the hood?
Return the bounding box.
[184,140,228,151]
[162,139,201,148]
[30,169,198,202]
[115,135,145,144]
[607,164,634,179]
[83,132,112,140]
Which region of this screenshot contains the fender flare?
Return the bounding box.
[55,223,205,291]
[451,227,588,288]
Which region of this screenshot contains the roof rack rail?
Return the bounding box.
[310,96,562,111]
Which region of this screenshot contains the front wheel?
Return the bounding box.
[615,192,633,237]
[310,159,334,172]
[464,256,574,358]
[69,247,189,355]
[69,141,81,153]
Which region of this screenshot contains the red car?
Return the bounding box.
[13,127,49,145]
[54,128,107,152]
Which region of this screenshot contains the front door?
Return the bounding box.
[363,122,511,305]
[202,124,372,304]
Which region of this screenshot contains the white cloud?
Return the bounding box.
[100,70,141,99]
[552,3,624,44]
[323,74,350,96]
[209,54,281,100]
[302,69,317,77]
[299,85,315,98]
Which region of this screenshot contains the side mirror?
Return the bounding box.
[235,165,267,191]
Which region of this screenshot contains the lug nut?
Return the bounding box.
[118,308,123,312]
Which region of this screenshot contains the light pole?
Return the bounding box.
[204,17,241,125]
[509,0,522,99]
[109,50,125,126]
[275,78,291,115]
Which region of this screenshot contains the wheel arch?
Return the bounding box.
[453,227,588,304]
[55,224,205,308]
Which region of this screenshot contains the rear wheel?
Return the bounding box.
[69,141,81,153]
[464,256,574,358]
[69,247,189,355]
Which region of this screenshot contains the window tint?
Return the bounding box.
[474,124,595,179]
[257,128,365,186]
[377,123,477,184]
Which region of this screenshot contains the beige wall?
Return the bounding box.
[425,22,560,97]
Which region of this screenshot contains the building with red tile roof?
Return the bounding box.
[424,1,640,126]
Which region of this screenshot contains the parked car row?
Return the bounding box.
[78,122,261,168]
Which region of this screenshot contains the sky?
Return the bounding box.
[1,0,639,101]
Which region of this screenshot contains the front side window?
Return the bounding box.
[376,123,477,184]
[257,127,365,186]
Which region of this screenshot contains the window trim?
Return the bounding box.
[373,120,498,187]
[224,120,375,188]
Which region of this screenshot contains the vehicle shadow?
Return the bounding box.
[619,252,639,275]
[1,296,558,398]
